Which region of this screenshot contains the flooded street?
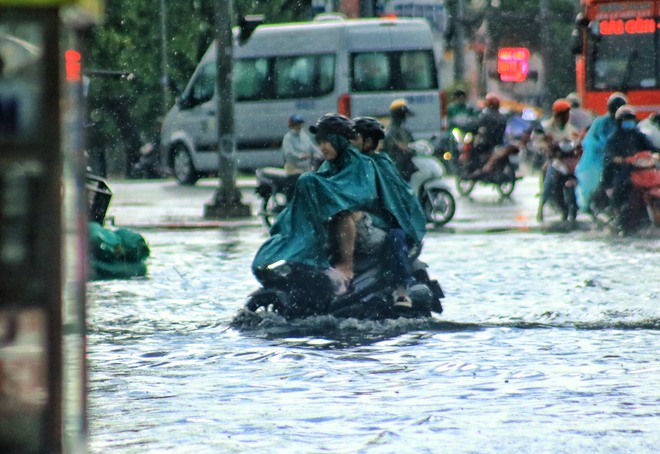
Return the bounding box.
[87,224,660,453]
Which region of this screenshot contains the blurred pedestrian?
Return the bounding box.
[384,99,416,179]
[282,114,322,175]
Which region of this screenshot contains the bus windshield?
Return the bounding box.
[588,20,659,90]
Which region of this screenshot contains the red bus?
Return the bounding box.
[574,0,660,117]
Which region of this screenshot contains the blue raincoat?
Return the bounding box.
[575,113,616,211]
[252,134,425,276]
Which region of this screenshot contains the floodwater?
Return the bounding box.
[87,227,660,453]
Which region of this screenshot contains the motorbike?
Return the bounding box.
[454,130,521,198]
[589,151,660,232]
[409,140,456,226]
[537,139,581,222]
[236,245,444,321]
[254,167,301,228]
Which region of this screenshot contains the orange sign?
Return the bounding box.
[497,47,530,83]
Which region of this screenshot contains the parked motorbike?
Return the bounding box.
[454,131,521,198]
[236,246,444,321]
[589,151,660,232]
[537,138,581,222]
[409,140,456,226]
[255,167,300,228]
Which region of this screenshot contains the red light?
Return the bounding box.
[65,50,82,82]
[337,93,351,117]
[497,47,530,83]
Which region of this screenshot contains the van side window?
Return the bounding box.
[235,58,269,101]
[274,54,335,99]
[353,53,390,91]
[187,62,216,106]
[351,50,437,92]
[400,51,434,90]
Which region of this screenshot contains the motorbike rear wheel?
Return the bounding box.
[496,161,517,197]
[260,192,288,228]
[423,187,456,226]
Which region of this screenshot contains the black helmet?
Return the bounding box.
[309,113,356,139]
[353,116,385,141]
[607,92,629,115]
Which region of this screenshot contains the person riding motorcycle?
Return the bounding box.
[537,99,581,220]
[384,98,416,180]
[252,114,425,299]
[446,88,476,131]
[352,116,427,307]
[282,114,323,175]
[466,93,507,178]
[575,92,629,212]
[600,105,657,227]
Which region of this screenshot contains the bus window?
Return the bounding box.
[589,24,657,90]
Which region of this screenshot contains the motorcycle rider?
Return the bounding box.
[537,99,581,221]
[637,110,660,150]
[282,114,323,175]
[566,92,594,132]
[446,88,476,131]
[575,92,628,213]
[352,116,427,307]
[384,98,416,180]
[601,105,656,228]
[252,114,425,299]
[466,93,507,178]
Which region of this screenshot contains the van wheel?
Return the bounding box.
[172,144,200,185]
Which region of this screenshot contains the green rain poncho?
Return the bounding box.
[252,134,426,276]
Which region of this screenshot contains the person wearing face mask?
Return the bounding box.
[575,92,628,213]
[601,105,657,224]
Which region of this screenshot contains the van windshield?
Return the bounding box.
[351,50,437,92]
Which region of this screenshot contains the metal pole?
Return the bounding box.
[204,0,251,219]
[160,0,169,115]
[454,0,465,83]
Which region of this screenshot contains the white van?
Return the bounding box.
[160,15,442,184]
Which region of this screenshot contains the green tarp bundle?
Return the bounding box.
[88,222,150,280]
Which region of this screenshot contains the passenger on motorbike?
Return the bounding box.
[537,99,581,220]
[252,114,425,299]
[600,105,657,227]
[465,93,507,178]
[353,116,427,307]
[575,92,628,212]
[384,98,416,180]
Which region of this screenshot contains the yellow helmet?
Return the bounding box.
[389,98,413,117]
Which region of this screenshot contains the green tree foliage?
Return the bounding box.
[86,0,312,176]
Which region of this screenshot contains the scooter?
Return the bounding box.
[408,140,456,226]
[590,151,660,232]
[455,131,521,198]
[236,245,444,322]
[254,167,300,228]
[537,139,581,222]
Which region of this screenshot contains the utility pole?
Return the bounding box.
[160,0,169,115]
[204,0,251,219]
[454,0,466,83]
